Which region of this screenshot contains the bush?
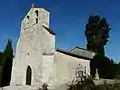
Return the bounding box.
[67,77,120,90]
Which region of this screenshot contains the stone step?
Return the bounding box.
[0,85,41,90]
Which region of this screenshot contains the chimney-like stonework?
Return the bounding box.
[32,4,36,8]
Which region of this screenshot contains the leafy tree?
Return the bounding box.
[85,15,111,56]
[85,15,118,78]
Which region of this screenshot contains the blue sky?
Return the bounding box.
[0,0,120,62]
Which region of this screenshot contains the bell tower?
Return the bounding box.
[21,4,50,34]
[10,4,56,88]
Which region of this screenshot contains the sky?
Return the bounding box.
[0,0,120,62]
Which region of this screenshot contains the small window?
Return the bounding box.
[36,18,38,23]
[26,16,29,24]
[35,10,38,16]
[26,66,32,85]
[27,15,29,20]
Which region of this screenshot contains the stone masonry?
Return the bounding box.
[10,5,95,90]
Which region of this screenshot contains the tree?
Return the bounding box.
[1,39,13,86]
[85,15,118,78]
[85,15,111,56]
[0,52,4,86]
[90,55,117,79]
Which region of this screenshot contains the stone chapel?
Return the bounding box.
[10,5,95,89]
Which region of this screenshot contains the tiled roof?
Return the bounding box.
[70,47,96,59]
[70,47,94,53]
[56,48,93,60]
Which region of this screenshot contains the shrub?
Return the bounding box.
[67,76,120,90]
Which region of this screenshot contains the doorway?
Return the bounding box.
[26,66,32,85]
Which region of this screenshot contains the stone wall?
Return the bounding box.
[10,6,91,90]
[0,85,41,90]
[54,51,90,86]
[10,7,55,87]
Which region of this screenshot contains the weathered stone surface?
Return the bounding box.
[0,85,41,90]
[94,79,120,85]
[9,5,94,90]
[70,47,95,59]
[95,68,99,80]
[54,50,91,86]
[10,7,55,88]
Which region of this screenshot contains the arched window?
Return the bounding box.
[36,18,38,23]
[35,10,39,23]
[26,66,32,85]
[26,15,30,24]
[27,15,29,20]
[35,10,39,17]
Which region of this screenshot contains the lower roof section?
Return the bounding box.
[56,48,95,60]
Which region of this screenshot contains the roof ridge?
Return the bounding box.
[70,46,95,53]
[70,46,86,52]
[42,25,56,35]
[31,4,50,12]
[56,48,92,60]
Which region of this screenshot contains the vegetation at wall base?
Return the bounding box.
[67,77,120,90]
[85,15,120,79]
[91,55,118,79]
